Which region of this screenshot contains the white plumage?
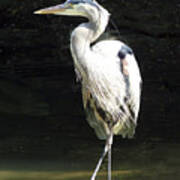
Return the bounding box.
[34,1,142,180]
[80,39,141,139]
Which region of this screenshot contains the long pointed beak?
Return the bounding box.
[34,4,66,15]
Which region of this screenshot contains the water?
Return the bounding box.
[0,142,179,180]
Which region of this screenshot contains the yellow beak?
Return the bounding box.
[34,3,85,17]
[34,4,66,15]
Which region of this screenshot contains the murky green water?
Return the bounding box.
[0,142,179,180]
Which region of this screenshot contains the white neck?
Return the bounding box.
[70,6,110,67]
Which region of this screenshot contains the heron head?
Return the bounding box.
[34,0,101,18]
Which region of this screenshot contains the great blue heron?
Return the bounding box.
[34,0,142,179]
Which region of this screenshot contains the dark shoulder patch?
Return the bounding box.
[118,44,133,59]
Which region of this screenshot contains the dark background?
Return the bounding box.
[0,0,180,169]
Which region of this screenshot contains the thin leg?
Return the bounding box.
[90,142,108,180]
[108,133,113,180]
[91,133,113,180]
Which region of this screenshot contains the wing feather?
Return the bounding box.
[81,40,142,139]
